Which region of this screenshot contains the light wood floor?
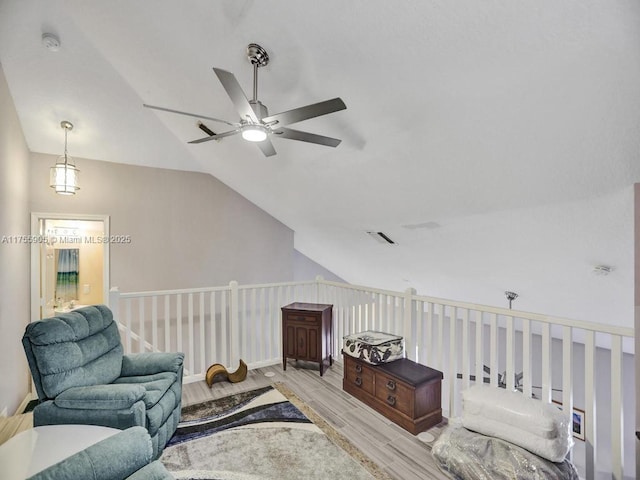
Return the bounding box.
[182,360,449,480]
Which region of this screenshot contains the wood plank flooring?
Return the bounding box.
[182,360,449,480]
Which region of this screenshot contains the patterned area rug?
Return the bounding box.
[161,384,391,480]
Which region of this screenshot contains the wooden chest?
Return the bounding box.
[343,354,443,434]
[282,303,333,376]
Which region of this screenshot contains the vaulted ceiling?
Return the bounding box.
[1,0,638,327]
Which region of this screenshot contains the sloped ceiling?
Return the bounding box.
[1,0,638,327]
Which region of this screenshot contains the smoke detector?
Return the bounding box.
[42,33,61,52]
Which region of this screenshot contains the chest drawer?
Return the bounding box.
[345,360,375,395]
[374,371,413,416]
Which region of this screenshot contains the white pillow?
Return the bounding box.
[462,385,573,462]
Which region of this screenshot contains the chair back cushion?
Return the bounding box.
[23,305,124,399]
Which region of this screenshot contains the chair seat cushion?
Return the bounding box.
[55,384,145,410]
[114,372,177,409]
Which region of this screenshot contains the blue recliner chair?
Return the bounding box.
[28,427,174,480]
[22,305,184,459]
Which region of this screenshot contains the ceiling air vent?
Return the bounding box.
[366,231,397,245]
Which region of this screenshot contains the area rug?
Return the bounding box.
[161,384,391,480]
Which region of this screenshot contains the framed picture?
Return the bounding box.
[552,400,585,441]
[571,408,585,441]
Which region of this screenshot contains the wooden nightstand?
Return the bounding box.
[282,302,333,376]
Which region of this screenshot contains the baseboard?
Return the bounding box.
[14,392,35,415]
[182,359,281,385]
[247,358,280,370]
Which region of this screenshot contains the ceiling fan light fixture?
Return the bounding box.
[241,125,268,142]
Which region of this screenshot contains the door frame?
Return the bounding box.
[30,212,110,322]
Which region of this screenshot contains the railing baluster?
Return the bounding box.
[199,292,205,375]
[138,299,145,353]
[151,295,158,353]
[522,318,532,398]
[176,294,183,361]
[436,303,444,372]
[474,311,483,387]
[448,306,457,417]
[427,302,434,367]
[210,291,216,365]
[125,298,132,354]
[505,315,514,391]
[164,295,170,352]
[584,330,596,480]
[610,335,623,480]
[489,313,497,388]
[461,308,469,391]
[541,323,551,403]
[561,326,573,416]
[187,293,194,375]
[220,290,227,366]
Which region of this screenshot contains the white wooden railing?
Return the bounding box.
[109,277,634,480]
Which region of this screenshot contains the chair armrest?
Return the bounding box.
[27,426,153,480]
[55,384,146,410]
[121,352,185,377]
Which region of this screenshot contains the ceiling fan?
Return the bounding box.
[144,43,347,157]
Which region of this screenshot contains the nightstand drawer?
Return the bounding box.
[285,314,318,323]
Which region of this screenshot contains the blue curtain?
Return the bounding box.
[56,249,79,302]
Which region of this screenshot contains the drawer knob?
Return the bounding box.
[355,364,362,373]
[355,376,362,387]
[386,380,396,391]
[386,395,396,406]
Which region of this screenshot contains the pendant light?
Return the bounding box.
[49,121,79,195]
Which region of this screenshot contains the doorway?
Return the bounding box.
[30,213,110,321]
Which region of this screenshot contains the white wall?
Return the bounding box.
[0,64,31,415]
[293,249,345,283]
[29,154,296,292]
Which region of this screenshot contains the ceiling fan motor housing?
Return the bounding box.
[249,100,268,121]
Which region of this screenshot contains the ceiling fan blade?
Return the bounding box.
[143,104,238,127]
[275,127,341,147]
[188,129,240,144]
[262,97,346,127]
[256,138,277,157]
[213,68,258,123]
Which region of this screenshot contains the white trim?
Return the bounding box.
[14,392,35,416]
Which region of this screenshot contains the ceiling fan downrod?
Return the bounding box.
[247,43,269,103]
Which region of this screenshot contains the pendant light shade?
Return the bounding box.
[50,121,79,195]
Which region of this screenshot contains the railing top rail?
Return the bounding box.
[114,278,633,338]
[236,280,316,290]
[318,279,633,338]
[120,285,230,298]
[118,279,318,299]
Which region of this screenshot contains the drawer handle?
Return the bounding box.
[355,364,362,373]
[386,395,396,406]
[355,376,362,386]
[386,380,396,391]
